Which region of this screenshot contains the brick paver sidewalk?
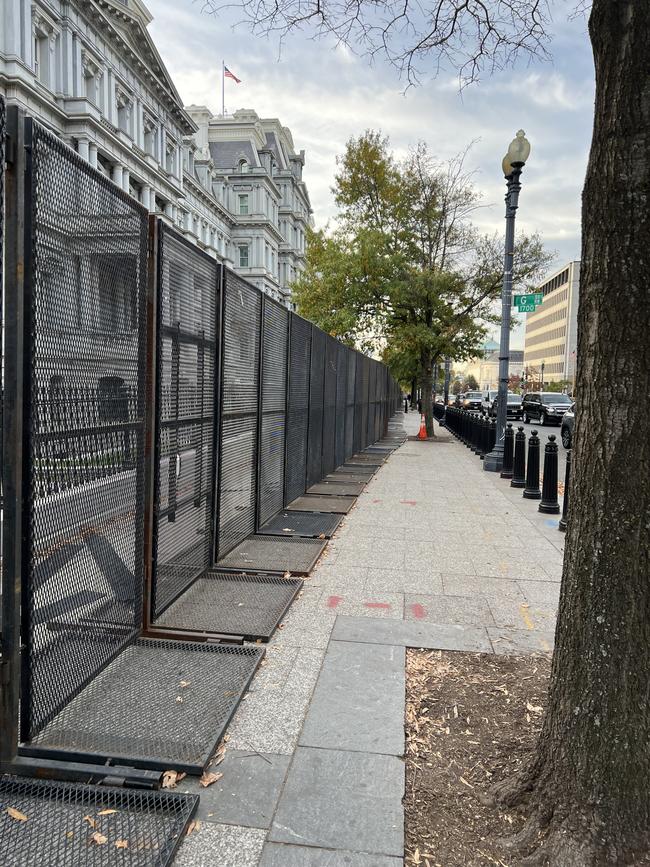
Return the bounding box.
[174,411,563,866]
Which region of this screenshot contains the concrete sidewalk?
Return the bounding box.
[174,411,562,866]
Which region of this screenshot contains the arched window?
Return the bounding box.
[239,159,249,173]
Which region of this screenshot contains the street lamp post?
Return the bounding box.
[440,357,451,427]
[484,130,531,472]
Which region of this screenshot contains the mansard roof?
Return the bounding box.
[209,140,258,170]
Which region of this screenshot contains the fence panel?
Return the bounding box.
[216,271,261,560]
[258,296,289,526]
[360,356,370,449]
[321,335,338,477]
[151,223,218,619]
[367,361,377,446]
[284,314,311,505]
[345,350,356,460]
[306,326,325,487]
[334,343,347,468]
[21,121,148,741]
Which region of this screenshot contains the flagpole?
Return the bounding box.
[221,60,225,116]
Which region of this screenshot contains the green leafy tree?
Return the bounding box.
[463,374,479,391]
[292,133,551,436]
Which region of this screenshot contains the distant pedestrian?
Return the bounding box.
[404,395,409,413]
[417,397,422,414]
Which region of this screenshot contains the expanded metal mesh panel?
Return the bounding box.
[321,335,338,477]
[217,271,261,558]
[334,343,347,469]
[360,357,370,450]
[23,122,148,742]
[27,639,263,772]
[157,571,302,641]
[258,510,342,538]
[367,362,376,447]
[152,225,218,618]
[218,535,326,574]
[258,298,288,526]
[0,96,4,544]
[353,352,363,455]
[345,351,356,461]
[287,495,355,514]
[306,327,325,487]
[284,314,311,506]
[0,777,198,867]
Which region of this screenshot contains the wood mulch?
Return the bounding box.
[405,649,551,867]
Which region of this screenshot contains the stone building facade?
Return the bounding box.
[0,0,311,305]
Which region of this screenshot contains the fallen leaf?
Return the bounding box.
[283,571,291,578]
[318,533,326,539]
[161,770,186,789]
[176,696,184,703]
[115,840,129,849]
[66,831,74,840]
[186,820,201,836]
[97,809,118,816]
[83,815,96,828]
[199,771,223,788]
[179,681,191,688]
[459,776,474,789]
[6,807,28,822]
[90,832,108,845]
[526,702,543,713]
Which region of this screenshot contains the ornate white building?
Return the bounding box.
[0,0,312,304]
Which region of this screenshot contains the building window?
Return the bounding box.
[238,194,249,215]
[238,245,249,268]
[143,115,157,158]
[239,159,249,173]
[116,89,133,137]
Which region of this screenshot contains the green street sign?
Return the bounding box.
[514,293,543,306]
[517,303,536,312]
[534,293,543,304]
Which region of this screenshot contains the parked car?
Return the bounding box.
[489,392,523,419]
[481,390,498,414]
[521,392,573,426]
[460,391,483,410]
[561,403,575,448]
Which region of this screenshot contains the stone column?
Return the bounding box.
[112,163,123,188]
[122,168,130,194]
[88,143,98,168]
[77,137,90,162]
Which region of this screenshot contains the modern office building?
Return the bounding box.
[523,261,580,385]
[0,0,311,305]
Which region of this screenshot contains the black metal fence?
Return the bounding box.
[0,110,399,777]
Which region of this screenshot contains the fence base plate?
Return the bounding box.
[286,495,356,514]
[156,571,303,641]
[217,535,326,575]
[258,511,343,538]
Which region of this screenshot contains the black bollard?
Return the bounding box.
[500,423,514,479]
[511,426,527,488]
[523,430,542,499]
[489,418,497,453]
[559,449,571,531]
[479,415,488,459]
[539,435,561,513]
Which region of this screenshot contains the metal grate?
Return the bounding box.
[257,510,342,538]
[22,121,148,742]
[152,223,218,619]
[258,297,288,527]
[217,535,326,575]
[307,481,363,496]
[336,464,376,476]
[287,495,355,515]
[284,313,311,506]
[156,571,303,641]
[324,473,369,484]
[24,639,263,773]
[335,343,347,469]
[0,776,197,867]
[216,271,261,559]
[306,327,325,487]
[350,453,385,465]
[321,336,337,477]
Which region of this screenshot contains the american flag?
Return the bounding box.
[224,66,241,83]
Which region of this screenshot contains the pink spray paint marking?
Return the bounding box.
[372,499,383,504]
[410,603,426,620]
[327,595,344,609]
[400,500,417,506]
[364,601,391,610]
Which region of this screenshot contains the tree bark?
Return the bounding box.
[419,356,435,437]
[496,2,650,862]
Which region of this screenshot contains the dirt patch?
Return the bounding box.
[405,649,551,867]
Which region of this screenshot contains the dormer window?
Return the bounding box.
[239,159,249,173]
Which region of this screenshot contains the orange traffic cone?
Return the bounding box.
[417,414,428,440]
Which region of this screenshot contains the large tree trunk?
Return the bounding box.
[418,356,435,437]
[496,3,650,862]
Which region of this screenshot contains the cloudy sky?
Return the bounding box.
[147,0,595,347]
